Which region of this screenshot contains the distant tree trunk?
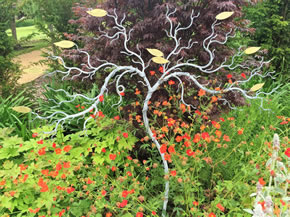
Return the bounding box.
[49,23,57,55]
[10,10,17,42]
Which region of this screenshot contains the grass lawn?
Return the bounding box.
[6,25,47,41]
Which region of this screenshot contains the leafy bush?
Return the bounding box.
[0,0,21,97]
[243,0,290,82]
[0,90,38,140]
[16,19,34,28]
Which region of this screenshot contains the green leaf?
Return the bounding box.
[3,160,14,169]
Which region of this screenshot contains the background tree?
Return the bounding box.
[244,0,289,82]
[0,0,20,97]
[21,0,79,54]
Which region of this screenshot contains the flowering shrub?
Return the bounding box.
[26,6,283,216]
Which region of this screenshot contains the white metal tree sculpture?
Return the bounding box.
[32,7,279,216]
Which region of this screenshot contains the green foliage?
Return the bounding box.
[16,18,34,28]
[0,0,21,97]
[0,90,39,140]
[244,0,290,81]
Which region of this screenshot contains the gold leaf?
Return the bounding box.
[244,47,261,55]
[216,12,234,20]
[54,40,75,49]
[152,56,169,64]
[146,48,164,57]
[250,83,264,92]
[12,106,31,114]
[87,9,107,17]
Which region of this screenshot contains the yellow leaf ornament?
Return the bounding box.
[54,40,75,49]
[12,106,31,114]
[216,12,234,20]
[244,47,261,55]
[250,83,264,92]
[87,9,107,17]
[152,56,169,64]
[146,48,164,57]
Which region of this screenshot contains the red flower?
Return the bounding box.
[109,154,117,160]
[37,140,43,144]
[66,187,75,194]
[258,177,266,186]
[193,134,201,143]
[122,190,129,198]
[219,117,225,122]
[40,184,49,192]
[38,147,46,156]
[123,132,129,138]
[186,149,195,157]
[87,178,93,184]
[195,110,202,115]
[159,66,164,73]
[63,162,70,168]
[127,171,132,176]
[101,189,106,196]
[202,132,209,140]
[120,92,125,96]
[56,163,62,171]
[198,89,206,97]
[32,133,38,138]
[114,115,120,120]
[285,148,290,158]
[136,212,143,217]
[175,136,182,142]
[111,166,116,171]
[238,128,244,135]
[101,148,106,153]
[170,170,177,176]
[193,201,199,206]
[41,169,49,176]
[209,213,216,217]
[241,73,246,79]
[216,203,225,212]
[55,148,62,155]
[223,134,230,142]
[52,143,57,148]
[63,145,72,152]
[168,80,175,85]
[160,144,167,154]
[152,211,156,215]
[168,145,175,153]
[119,199,128,208]
[99,95,104,102]
[19,164,28,171]
[227,74,232,79]
[150,70,156,76]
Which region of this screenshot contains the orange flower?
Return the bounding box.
[170,170,177,176]
[238,128,244,135]
[198,89,206,97]
[258,177,266,186]
[136,212,143,217]
[168,80,175,85]
[215,130,222,138]
[193,134,200,143]
[175,136,182,142]
[211,96,218,103]
[120,92,125,96]
[216,203,225,212]
[208,213,216,217]
[168,145,175,153]
[63,145,72,152]
[135,88,141,95]
[223,134,230,142]
[150,70,156,76]
[160,144,167,154]
[99,95,104,102]
[193,201,199,206]
[109,154,117,160]
[161,126,168,133]
[55,148,62,155]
